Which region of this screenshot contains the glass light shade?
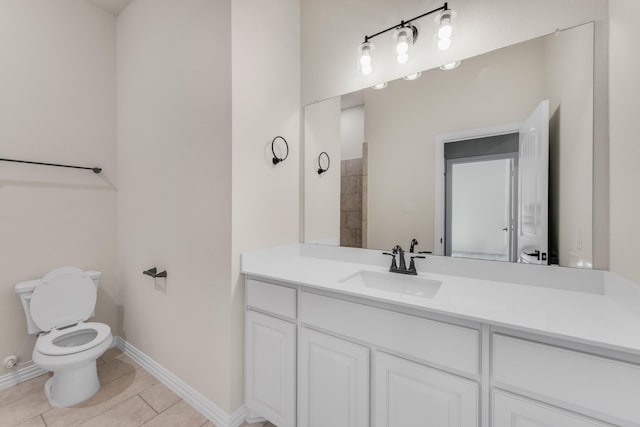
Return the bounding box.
[359,42,374,75]
[440,60,461,70]
[397,53,409,64]
[403,72,422,81]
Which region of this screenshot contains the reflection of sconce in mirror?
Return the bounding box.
[271,136,289,165]
[317,151,330,175]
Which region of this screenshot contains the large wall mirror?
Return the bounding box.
[304,22,600,269]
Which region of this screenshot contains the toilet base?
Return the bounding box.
[44,360,100,408]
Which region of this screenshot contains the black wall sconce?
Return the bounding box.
[143,267,167,278]
[271,136,289,165]
[317,152,330,175]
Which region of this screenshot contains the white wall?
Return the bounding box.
[340,106,365,160]
[231,0,301,411]
[301,0,608,105]
[365,39,546,251]
[117,0,233,409]
[610,0,640,283]
[304,98,341,245]
[544,23,594,268]
[0,0,117,376]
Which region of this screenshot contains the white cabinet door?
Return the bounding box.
[374,352,479,427]
[493,391,612,427]
[245,310,296,427]
[299,327,369,427]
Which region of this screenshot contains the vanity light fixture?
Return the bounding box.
[403,72,422,81]
[371,82,388,90]
[439,60,461,70]
[358,2,454,75]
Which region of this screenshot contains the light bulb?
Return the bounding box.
[438,23,453,40]
[396,33,409,55]
[437,38,452,51]
[361,64,372,75]
[397,53,409,64]
[360,46,371,66]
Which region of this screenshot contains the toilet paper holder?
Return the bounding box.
[143,267,167,278]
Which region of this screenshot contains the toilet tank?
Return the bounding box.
[15,269,101,335]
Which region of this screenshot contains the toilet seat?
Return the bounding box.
[36,322,111,356]
[30,268,97,332]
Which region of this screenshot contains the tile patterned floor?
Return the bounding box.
[0,348,275,427]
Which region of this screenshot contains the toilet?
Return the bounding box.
[15,267,113,408]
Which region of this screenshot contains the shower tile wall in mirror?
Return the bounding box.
[304,22,597,269]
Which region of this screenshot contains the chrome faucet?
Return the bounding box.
[383,245,425,275]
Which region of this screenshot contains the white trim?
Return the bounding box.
[114,336,246,427]
[0,363,47,391]
[434,122,521,255]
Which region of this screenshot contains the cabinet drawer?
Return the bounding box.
[301,292,479,376]
[492,334,640,424]
[493,391,612,427]
[246,279,297,320]
[375,352,478,427]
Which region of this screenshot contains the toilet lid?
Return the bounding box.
[30,268,97,331]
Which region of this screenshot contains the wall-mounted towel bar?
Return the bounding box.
[0,158,102,174]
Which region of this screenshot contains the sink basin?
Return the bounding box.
[339,270,442,299]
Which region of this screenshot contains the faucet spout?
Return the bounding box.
[393,245,407,271]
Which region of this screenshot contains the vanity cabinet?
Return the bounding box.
[374,352,479,427]
[298,328,369,427]
[244,276,639,427]
[245,280,297,427]
[493,391,613,427]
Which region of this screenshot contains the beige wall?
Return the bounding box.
[544,23,594,268]
[301,0,608,105]
[117,0,233,409]
[610,0,640,283]
[365,39,546,251]
[304,98,341,245]
[0,0,117,376]
[231,0,301,411]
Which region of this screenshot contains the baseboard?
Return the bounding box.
[114,336,246,427]
[0,363,47,391]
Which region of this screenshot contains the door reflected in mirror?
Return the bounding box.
[304,22,596,269]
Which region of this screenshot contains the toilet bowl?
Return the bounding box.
[15,267,113,408]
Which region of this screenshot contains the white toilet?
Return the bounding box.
[15,267,113,408]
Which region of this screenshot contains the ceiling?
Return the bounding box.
[84,0,132,15]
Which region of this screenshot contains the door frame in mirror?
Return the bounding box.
[434,122,521,255]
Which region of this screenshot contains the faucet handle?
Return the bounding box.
[383,252,398,271]
[408,255,426,274]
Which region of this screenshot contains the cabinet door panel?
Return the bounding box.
[493,391,612,427]
[245,310,296,427]
[375,352,479,427]
[299,328,369,427]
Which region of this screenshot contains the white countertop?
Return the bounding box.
[242,244,640,356]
